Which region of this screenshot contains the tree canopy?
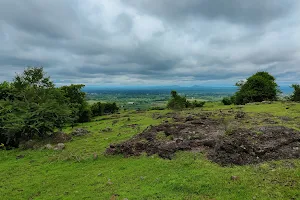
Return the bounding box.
[233,71,280,105]
[0,67,90,147]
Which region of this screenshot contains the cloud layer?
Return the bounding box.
[1,0,300,86]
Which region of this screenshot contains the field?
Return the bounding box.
[85,86,237,110]
[1,102,300,200]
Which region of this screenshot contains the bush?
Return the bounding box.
[167,91,205,110]
[0,67,72,147]
[91,102,119,117]
[290,84,300,102]
[191,100,205,108]
[167,91,189,110]
[222,97,232,105]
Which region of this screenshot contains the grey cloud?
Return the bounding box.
[124,0,298,26]
[0,0,300,86]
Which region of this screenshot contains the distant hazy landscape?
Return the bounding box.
[85,85,294,110]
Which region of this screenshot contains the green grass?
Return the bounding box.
[1,103,300,200]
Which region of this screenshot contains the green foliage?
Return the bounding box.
[167,90,189,110]
[77,103,92,123]
[60,84,91,123]
[190,100,205,108]
[222,97,232,105]
[103,102,119,114]
[149,106,165,111]
[0,67,72,147]
[167,90,205,110]
[233,71,280,105]
[290,84,300,102]
[91,102,119,117]
[91,102,104,116]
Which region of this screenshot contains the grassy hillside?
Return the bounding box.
[1,102,300,200]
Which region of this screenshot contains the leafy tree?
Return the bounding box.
[60,84,91,123]
[234,71,280,105]
[167,90,189,110]
[0,67,72,147]
[167,90,205,110]
[103,102,119,114]
[290,84,300,102]
[91,102,104,117]
[222,97,232,105]
[91,102,119,117]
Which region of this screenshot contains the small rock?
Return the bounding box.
[45,144,53,150]
[93,153,98,160]
[54,143,65,151]
[71,128,90,137]
[110,194,119,200]
[231,176,240,181]
[107,179,113,185]
[102,127,112,132]
[185,115,194,121]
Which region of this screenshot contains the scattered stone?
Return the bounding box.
[107,179,113,185]
[93,153,98,160]
[102,127,112,132]
[106,118,224,159]
[19,139,38,150]
[106,116,300,166]
[279,116,291,121]
[45,144,53,150]
[54,143,65,151]
[185,115,194,122]
[71,128,90,137]
[52,132,72,143]
[235,111,245,119]
[110,194,119,200]
[231,176,240,181]
[210,126,300,165]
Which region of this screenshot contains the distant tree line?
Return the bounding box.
[0,67,118,148]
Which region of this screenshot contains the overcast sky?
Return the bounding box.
[1,0,300,86]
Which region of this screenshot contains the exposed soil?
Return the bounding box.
[106,116,300,165]
[210,126,300,165]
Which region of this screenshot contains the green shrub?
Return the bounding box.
[290,84,300,102]
[191,100,205,108]
[222,97,232,105]
[167,91,205,110]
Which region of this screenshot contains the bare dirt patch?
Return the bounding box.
[106,116,300,165]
